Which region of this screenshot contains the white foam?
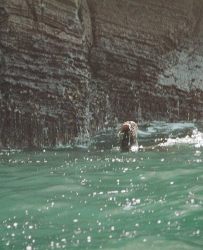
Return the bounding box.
[159,129,203,148]
[138,122,195,138]
[149,121,195,133]
[130,145,139,152]
[55,143,73,149]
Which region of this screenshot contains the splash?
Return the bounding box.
[138,121,195,138]
[159,129,203,148]
[130,144,139,152]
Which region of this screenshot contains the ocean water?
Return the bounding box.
[0,122,203,250]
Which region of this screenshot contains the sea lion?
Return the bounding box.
[118,121,138,151]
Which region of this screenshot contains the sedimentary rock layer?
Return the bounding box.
[87,0,203,123]
[0,0,92,147]
[0,0,203,148]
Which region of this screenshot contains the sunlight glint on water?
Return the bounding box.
[0,122,203,250]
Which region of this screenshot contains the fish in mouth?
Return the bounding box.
[118,121,138,151]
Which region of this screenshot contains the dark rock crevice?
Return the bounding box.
[24,0,38,22]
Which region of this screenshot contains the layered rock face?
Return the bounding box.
[0,0,92,147]
[0,0,203,148]
[88,0,203,123]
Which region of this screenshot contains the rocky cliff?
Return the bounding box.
[0,0,203,148]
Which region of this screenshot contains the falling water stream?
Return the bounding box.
[0,122,203,250]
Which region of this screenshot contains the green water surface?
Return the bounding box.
[0,130,203,250]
